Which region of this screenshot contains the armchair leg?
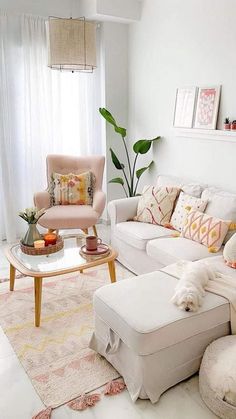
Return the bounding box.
[82,228,88,235]
[92,225,98,237]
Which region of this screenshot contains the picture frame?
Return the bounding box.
[194,86,221,129]
[173,87,197,128]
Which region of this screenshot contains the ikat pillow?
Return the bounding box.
[134,186,180,226]
[170,192,208,232]
[181,209,230,252]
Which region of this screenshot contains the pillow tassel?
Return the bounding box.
[103,379,126,395]
[67,393,101,410]
[32,407,52,419]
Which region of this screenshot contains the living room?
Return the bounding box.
[1,0,236,418]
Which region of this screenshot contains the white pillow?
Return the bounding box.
[134,185,180,226]
[171,192,208,232]
[157,174,206,198]
[202,187,236,242]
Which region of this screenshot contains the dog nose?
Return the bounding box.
[185,307,190,312]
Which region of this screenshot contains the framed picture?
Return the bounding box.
[194,86,221,129]
[173,87,197,128]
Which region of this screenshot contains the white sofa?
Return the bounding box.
[108,174,236,275]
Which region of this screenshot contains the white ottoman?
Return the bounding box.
[90,270,230,403]
[199,336,236,419]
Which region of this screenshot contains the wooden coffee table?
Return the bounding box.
[5,236,118,327]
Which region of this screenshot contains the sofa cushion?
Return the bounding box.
[170,191,208,232]
[181,209,230,252]
[114,221,173,250]
[157,174,207,198]
[202,187,236,243]
[146,237,222,266]
[134,186,180,226]
[93,270,229,355]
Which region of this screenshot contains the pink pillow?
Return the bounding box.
[181,209,230,252]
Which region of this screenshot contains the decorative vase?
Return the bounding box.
[224,123,231,130]
[22,223,42,247]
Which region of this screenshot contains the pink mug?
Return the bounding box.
[86,235,102,251]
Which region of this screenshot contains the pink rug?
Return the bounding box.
[0,267,120,408]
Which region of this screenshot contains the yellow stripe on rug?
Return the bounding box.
[5,302,92,333]
[19,325,94,359]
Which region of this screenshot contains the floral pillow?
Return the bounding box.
[49,171,95,206]
[134,186,180,226]
[170,191,208,232]
[181,209,230,252]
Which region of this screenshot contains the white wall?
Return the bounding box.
[101,22,129,203]
[128,0,236,192]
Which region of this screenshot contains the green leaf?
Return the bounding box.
[133,136,160,154]
[99,108,127,138]
[115,125,127,137]
[110,148,124,170]
[108,177,124,185]
[136,161,154,179]
[99,108,116,126]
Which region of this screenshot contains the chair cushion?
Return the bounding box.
[49,171,95,206]
[146,237,222,266]
[38,205,98,229]
[93,270,229,355]
[114,221,174,250]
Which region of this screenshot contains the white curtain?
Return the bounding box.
[0,11,103,242]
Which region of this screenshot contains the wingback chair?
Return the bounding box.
[34,154,106,235]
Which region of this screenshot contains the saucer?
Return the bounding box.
[81,244,109,255]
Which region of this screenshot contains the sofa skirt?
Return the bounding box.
[90,315,230,403]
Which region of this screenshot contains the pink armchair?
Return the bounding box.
[34,154,106,235]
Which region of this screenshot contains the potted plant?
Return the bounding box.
[224,117,231,130]
[231,120,236,130]
[19,207,45,246]
[99,108,160,197]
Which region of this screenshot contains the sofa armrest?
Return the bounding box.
[108,196,140,228]
[93,190,106,215]
[34,191,50,210]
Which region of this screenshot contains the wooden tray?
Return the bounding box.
[20,236,64,256]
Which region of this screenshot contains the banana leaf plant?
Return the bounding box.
[99,107,160,197]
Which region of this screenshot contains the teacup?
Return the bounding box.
[86,235,102,251]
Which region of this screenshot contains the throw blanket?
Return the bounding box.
[162,261,236,334]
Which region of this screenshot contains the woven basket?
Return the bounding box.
[20,236,64,256]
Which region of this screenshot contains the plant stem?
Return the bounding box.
[131,154,138,196]
[134,177,140,196]
[122,167,131,196]
[122,185,128,197]
[121,135,132,189]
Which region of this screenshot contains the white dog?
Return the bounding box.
[171,261,217,312]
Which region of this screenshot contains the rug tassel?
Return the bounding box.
[104,379,126,395]
[67,393,101,411]
[32,407,52,419]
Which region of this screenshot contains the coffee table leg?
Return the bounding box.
[34,277,42,327]
[108,260,116,283]
[10,264,16,291]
